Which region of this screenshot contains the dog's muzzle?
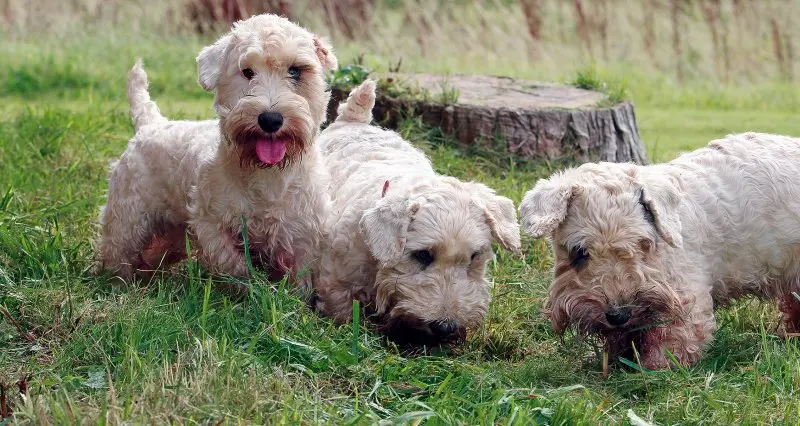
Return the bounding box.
[381,315,466,347]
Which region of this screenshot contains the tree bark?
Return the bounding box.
[327,74,648,165]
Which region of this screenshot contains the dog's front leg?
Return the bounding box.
[192,218,249,277]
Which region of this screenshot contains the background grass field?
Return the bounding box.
[1,0,800,424]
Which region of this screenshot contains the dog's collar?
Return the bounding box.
[381,180,390,198]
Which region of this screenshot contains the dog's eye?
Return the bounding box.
[470,252,479,262]
[242,68,255,80]
[288,66,302,80]
[412,250,434,268]
[569,246,590,271]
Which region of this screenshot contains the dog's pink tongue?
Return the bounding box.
[255,138,287,165]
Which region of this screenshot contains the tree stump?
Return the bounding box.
[327,74,648,165]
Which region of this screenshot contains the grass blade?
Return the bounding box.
[240,215,254,274]
[351,299,360,359]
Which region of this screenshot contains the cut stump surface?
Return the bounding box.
[327,74,648,165]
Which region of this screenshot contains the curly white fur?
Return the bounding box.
[520,132,800,369]
[314,81,521,346]
[96,14,337,289]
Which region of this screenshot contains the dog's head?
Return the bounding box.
[196,14,338,169]
[359,177,520,346]
[519,162,687,357]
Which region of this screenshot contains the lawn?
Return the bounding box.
[2,12,800,425]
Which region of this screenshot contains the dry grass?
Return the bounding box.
[2,0,797,84]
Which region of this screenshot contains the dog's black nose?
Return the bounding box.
[430,319,458,337]
[257,112,283,133]
[605,306,632,326]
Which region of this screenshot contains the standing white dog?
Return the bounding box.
[314,80,521,346]
[96,14,337,287]
[520,132,800,369]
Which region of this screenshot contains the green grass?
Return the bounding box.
[1,31,800,425]
[568,66,628,107]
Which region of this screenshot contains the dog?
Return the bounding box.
[313,80,521,346]
[96,14,337,288]
[519,132,800,369]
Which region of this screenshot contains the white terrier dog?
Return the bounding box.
[313,80,521,346]
[520,132,800,369]
[96,14,337,287]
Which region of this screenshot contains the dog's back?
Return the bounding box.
[319,81,436,211]
[664,132,800,298]
[115,62,217,214]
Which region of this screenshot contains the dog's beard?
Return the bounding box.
[545,263,685,363]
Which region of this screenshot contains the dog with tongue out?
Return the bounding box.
[96,14,338,292]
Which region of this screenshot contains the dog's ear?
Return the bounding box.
[197,34,233,91]
[465,182,521,251]
[635,172,683,248]
[519,176,577,238]
[313,36,338,72]
[359,195,421,266]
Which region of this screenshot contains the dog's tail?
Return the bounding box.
[128,58,166,131]
[335,79,376,124]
